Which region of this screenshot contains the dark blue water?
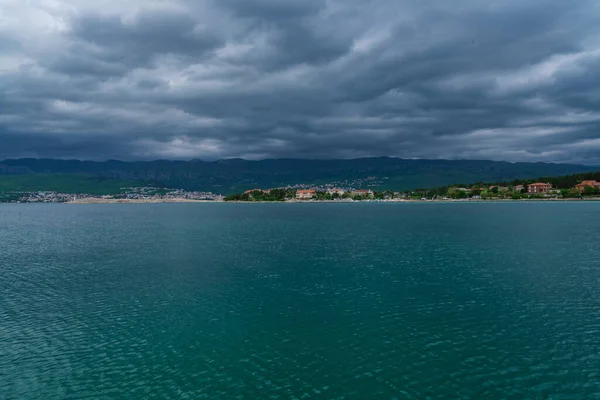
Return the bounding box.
[1,203,600,399]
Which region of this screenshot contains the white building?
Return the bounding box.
[296,189,316,199]
[327,188,345,196]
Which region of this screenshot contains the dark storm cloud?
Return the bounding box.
[218,0,324,20]
[1,0,600,163]
[45,10,221,78]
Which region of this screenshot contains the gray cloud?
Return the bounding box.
[1,0,600,164]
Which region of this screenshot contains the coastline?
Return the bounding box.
[217,197,600,204]
[2,197,598,205]
[66,198,221,204]
[64,198,595,204]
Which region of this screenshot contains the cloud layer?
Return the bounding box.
[1,0,600,163]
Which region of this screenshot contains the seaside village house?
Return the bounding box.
[528,182,552,194]
[327,188,346,196]
[514,184,524,192]
[296,189,316,200]
[575,180,600,193]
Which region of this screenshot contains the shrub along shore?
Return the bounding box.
[224,171,600,202]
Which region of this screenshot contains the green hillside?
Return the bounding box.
[0,174,143,195]
[1,157,598,194]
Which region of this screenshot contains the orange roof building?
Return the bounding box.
[296,189,316,199]
[575,180,600,192]
[528,182,552,194]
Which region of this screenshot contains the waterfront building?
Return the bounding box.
[528,183,552,194]
[296,189,316,199]
[327,188,345,196]
[574,180,600,193]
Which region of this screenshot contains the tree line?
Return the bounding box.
[410,171,600,198]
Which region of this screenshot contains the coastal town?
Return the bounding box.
[1,178,600,204]
[0,187,224,203]
[225,179,600,202]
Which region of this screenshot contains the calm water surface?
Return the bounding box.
[1,203,600,399]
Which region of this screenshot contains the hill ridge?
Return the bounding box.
[1,157,597,194]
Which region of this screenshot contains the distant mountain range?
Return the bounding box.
[0,157,598,194]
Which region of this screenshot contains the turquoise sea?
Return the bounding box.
[1,203,600,399]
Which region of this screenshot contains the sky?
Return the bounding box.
[1,0,600,164]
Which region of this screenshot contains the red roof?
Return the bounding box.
[529,182,551,187]
[297,189,315,194]
[577,180,600,186]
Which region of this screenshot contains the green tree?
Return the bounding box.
[448,187,467,199]
[225,193,250,201]
[560,188,576,198]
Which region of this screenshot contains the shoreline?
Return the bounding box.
[62,197,600,204]
[66,198,222,204]
[2,197,599,205]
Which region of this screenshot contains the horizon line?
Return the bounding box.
[1,156,598,166]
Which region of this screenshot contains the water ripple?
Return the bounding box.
[1,203,600,399]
